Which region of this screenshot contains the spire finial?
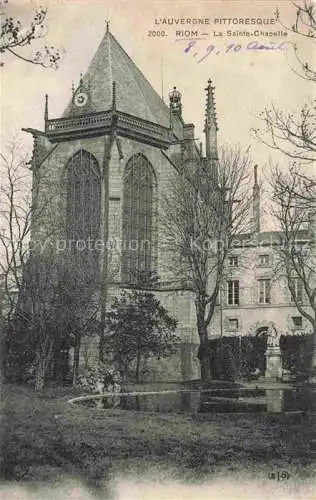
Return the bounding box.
[44,94,48,122]
[106,20,110,33]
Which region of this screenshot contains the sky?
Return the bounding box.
[0,1,313,201]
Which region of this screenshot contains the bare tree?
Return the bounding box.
[60,253,100,386]
[0,138,62,326]
[271,165,316,377]
[0,140,99,388]
[0,2,64,68]
[11,249,100,390]
[275,0,316,83]
[0,141,32,325]
[253,102,316,165]
[161,147,253,382]
[252,1,316,376]
[270,163,315,210]
[252,1,315,167]
[21,250,61,390]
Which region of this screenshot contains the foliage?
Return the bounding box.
[77,363,121,393]
[105,274,178,382]
[5,250,99,389]
[208,334,314,380]
[0,2,64,68]
[214,343,238,382]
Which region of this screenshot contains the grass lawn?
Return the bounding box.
[1,383,315,496]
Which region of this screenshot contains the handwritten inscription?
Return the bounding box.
[182,40,289,63]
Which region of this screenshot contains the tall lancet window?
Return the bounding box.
[66,150,101,267]
[122,154,156,284]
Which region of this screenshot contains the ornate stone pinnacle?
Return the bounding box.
[204,79,218,130]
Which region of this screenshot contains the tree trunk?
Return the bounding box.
[99,327,105,363]
[309,330,316,382]
[34,360,46,391]
[195,295,212,384]
[34,334,53,391]
[136,343,141,383]
[72,334,81,386]
[199,337,212,384]
[196,303,212,384]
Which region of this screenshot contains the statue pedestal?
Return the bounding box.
[266,389,283,413]
[265,346,282,380]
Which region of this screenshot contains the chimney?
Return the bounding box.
[183,123,195,161]
[252,164,260,233]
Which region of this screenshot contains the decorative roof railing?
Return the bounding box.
[46,111,113,133]
[118,112,170,141]
[45,109,172,147]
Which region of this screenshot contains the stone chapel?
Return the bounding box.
[23,25,219,380]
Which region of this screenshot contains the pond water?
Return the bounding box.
[70,387,316,414]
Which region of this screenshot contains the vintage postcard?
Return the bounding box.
[1,0,315,499]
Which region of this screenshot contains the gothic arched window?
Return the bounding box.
[66,149,101,252]
[122,154,156,284]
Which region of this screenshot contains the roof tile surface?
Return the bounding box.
[63,31,171,128]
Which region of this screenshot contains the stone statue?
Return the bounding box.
[267,325,280,348]
[265,325,282,380]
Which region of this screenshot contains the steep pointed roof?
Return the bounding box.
[63,28,170,128]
